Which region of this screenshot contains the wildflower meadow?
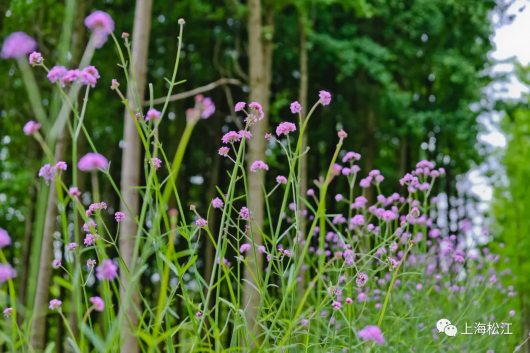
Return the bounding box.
[0,1,528,352]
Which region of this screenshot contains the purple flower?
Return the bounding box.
[150,158,162,170]
[29,52,43,66]
[218,147,230,157]
[89,296,105,312]
[235,102,246,112]
[84,11,115,48]
[49,299,62,310]
[200,97,216,119]
[196,218,208,227]
[212,197,224,209]
[290,101,302,114]
[331,301,342,309]
[78,153,109,171]
[96,259,118,280]
[115,212,125,222]
[222,131,241,144]
[342,152,361,163]
[1,32,37,59]
[240,206,250,220]
[240,244,251,253]
[338,129,347,138]
[111,79,120,90]
[55,161,67,171]
[67,243,78,251]
[47,66,68,84]
[0,264,16,283]
[87,259,96,268]
[250,160,269,172]
[356,272,368,287]
[146,109,161,121]
[358,325,385,345]
[238,130,252,140]
[84,234,97,246]
[276,176,287,184]
[319,90,331,106]
[39,164,63,185]
[3,308,13,317]
[79,66,100,87]
[249,102,264,121]
[60,69,80,87]
[52,260,61,269]
[0,228,12,248]
[276,122,297,136]
[23,121,42,136]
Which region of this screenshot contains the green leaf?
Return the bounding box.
[53,275,72,291]
[44,342,56,353]
[80,324,105,352]
[66,338,81,353]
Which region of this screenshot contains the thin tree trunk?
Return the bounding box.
[118,1,153,352]
[297,15,308,295]
[244,0,274,338]
[30,127,69,351]
[17,181,36,313]
[29,0,80,347]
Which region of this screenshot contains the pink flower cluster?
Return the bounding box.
[0,228,12,249]
[221,130,252,144]
[29,52,43,66]
[89,296,105,312]
[276,122,296,136]
[23,121,41,136]
[47,66,100,88]
[150,158,162,170]
[49,299,62,310]
[86,202,107,217]
[146,109,161,121]
[358,325,385,345]
[78,153,109,171]
[39,161,67,185]
[1,32,37,59]
[0,264,16,284]
[96,259,118,281]
[84,11,115,48]
[250,160,269,172]
[196,218,208,227]
[212,197,224,209]
[240,206,250,220]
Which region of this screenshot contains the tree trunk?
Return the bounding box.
[244,0,274,337]
[17,181,36,313]
[297,14,308,295]
[118,1,153,352]
[30,127,69,351]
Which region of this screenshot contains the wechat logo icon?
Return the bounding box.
[437,318,458,337]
